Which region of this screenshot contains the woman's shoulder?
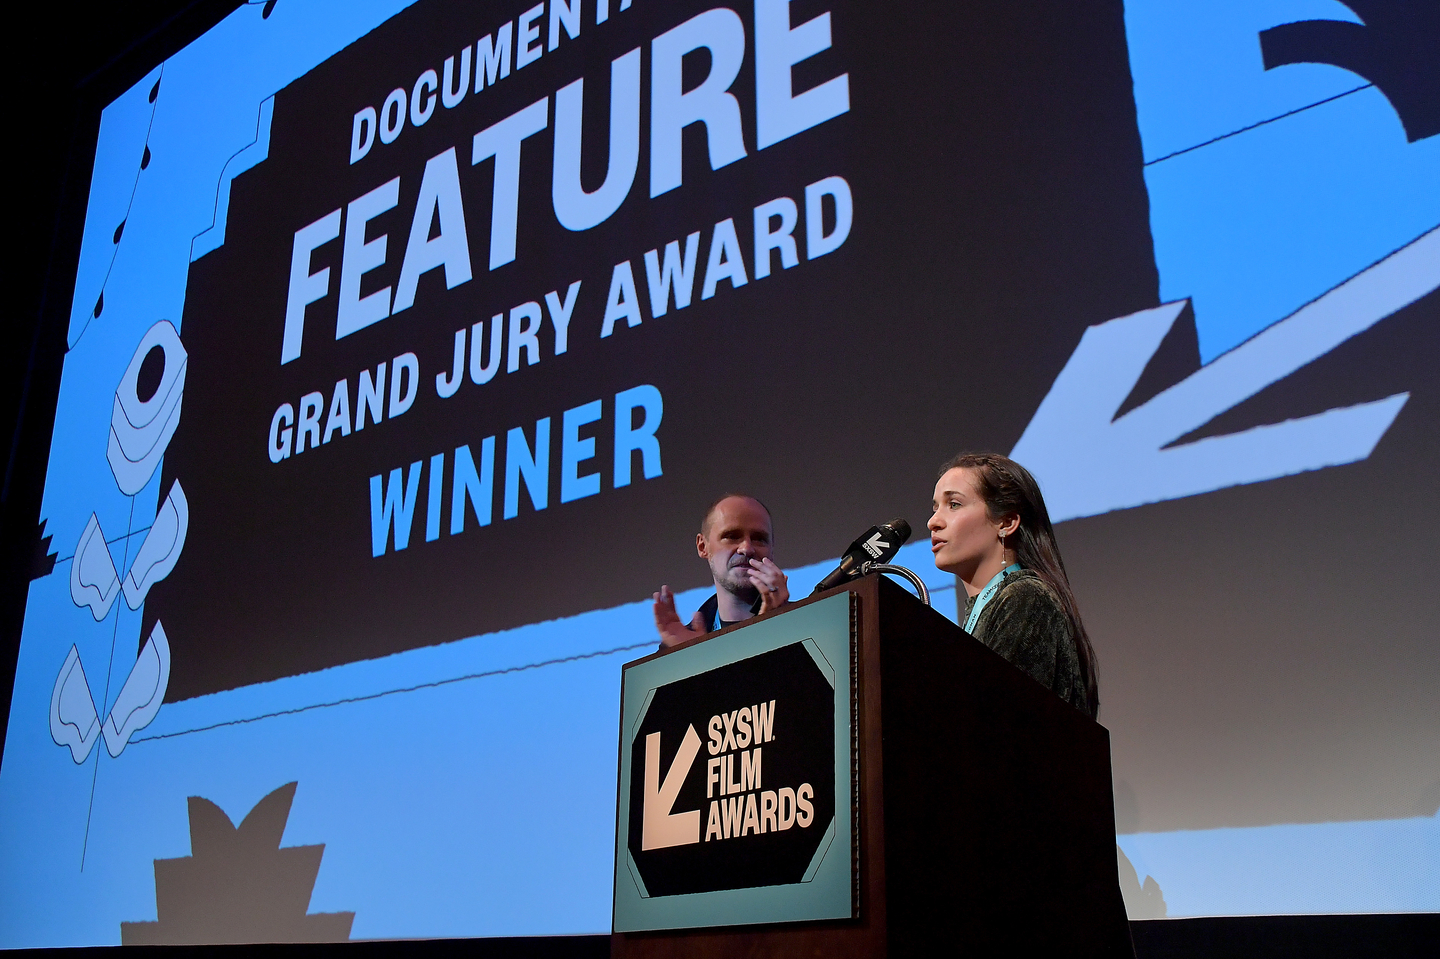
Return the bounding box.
[995,569,1063,610]
[986,569,1092,718]
[987,570,1071,638]
[980,569,1070,642]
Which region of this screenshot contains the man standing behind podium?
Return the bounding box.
[653,494,790,648]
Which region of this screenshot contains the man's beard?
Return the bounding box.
[716,562,759,599]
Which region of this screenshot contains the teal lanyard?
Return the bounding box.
[965,564,1022,634]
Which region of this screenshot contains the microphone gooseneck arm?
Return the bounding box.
[870,564,930,606]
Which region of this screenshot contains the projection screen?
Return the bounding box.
[1,0,1436,945]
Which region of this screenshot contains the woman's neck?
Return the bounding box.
[961,553,1014,597]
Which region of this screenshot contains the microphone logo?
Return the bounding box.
[813,519,912,593]
[860,531,891,560]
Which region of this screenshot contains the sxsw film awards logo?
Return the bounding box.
[627,642,840,897]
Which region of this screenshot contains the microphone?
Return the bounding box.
[812,519,912,593]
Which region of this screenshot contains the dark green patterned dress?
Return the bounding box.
[961,567,1094,718]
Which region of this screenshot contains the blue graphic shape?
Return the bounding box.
[1125,0,1440,360]
[2,1,427,946]
[1127,0,1366,163]
[1118,814,1440,916]
[1014,226,1438,522]
[70,513,121,620]
[107,321,187,496]
[190,96,274,261]
[67,70,161,350]
[100,622,172,757]
[43,0,422,569]
[49,646,102,763]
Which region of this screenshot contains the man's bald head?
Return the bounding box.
[701,493,772,536]
[697,495,775,598]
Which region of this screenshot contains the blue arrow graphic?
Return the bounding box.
[1013,224,1440,522]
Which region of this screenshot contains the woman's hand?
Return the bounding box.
[654,585,706,648]
[749,557,790,614]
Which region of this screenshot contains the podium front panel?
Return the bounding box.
[613,592,858,932]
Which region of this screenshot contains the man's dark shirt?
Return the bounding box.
[696,592,764,633]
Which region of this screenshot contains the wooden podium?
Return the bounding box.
[612,574,1132,957]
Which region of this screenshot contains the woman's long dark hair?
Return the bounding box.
[940,452,1099,716]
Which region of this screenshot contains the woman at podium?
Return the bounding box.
[928,452,1098,718]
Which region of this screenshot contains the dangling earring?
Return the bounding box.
[998,531,1007,565]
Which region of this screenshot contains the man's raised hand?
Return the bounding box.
[750,557,790,614]
[653,585,705,648]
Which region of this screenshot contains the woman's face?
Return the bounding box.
[928,468,1003,577]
